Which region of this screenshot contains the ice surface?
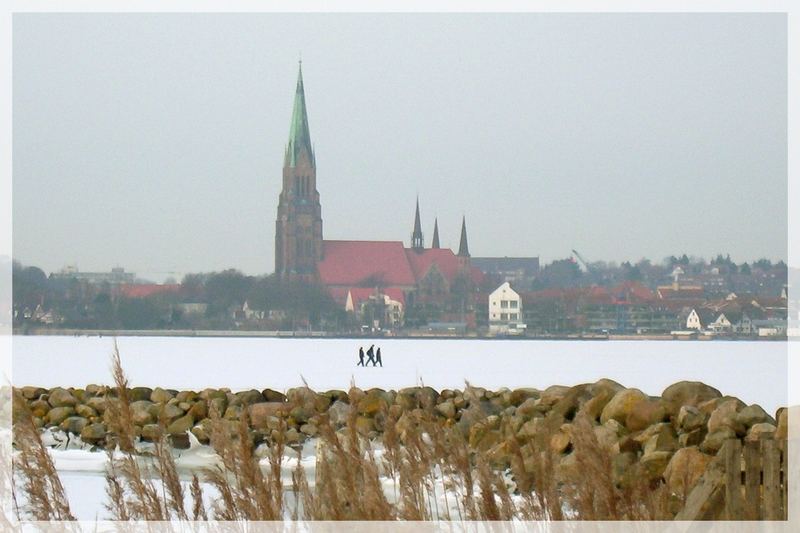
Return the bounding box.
[11,335,789,413]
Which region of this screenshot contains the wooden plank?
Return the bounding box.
[744,439,761,520]
[763,438,782,520]
[779,439,787,521]
[724,439,743,520]
[675,455,725,521]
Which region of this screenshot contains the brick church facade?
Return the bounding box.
[275,64,483,325]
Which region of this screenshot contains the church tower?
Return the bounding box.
[410,197,424,251]
[275,62,323,279]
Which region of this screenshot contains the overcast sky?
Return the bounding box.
[13,13,786,279]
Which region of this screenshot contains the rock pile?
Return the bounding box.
[14,380,788,495]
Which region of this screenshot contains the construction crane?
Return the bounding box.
[571,249,593,273]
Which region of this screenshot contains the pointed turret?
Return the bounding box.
[411,197,424,250]
[285,61,314,168]
[431,218,440,249]
[457,216,470,257]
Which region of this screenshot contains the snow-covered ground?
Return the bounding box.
[7,335,792,521]
[11,335,790,414]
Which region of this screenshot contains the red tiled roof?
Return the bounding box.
[405,248,462,283]
[610,281,655,303]
[318,241,416,287]
[656,286,704,300]
[118,284,181,299]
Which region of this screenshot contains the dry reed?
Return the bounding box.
[11,346,682,523]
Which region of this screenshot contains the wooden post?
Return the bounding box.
[763,438,782,520]
[724,439,743,520]
[779,439,787,520]
[744,439,761,520]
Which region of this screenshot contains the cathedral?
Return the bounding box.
[275,64,483,323]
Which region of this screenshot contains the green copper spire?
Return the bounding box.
[285,61,314,168]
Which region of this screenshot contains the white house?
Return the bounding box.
[685,309,702,330]
[489,282,524,334]
[707,313,732,333]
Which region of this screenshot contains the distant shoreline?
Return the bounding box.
[12,328,787,341]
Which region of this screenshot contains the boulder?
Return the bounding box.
[248,402,291,429]
[579,387,616,422]
[600,388,649,426]
[160,403,185,423]
[131,401,155,426]
[85,384,108,397]
[150,388,173,404]
[358,391,388,417]
[20,386,46,400]
[626,399,667,432]
[48,388,77,408]
[261,388,287,403]
[47,406,75,426]
[678,428,707,448]
[593,424,619,450]
[80,423,107,444]
[75,404,97,419]
[289,405,314,424]
[661,381,722,415]
[59,416,88,435]
[745,423,777,442]
[707,398,746,436]
[224,405,243,420]
[677,405,706,433]
[86,397,107,414]
[141,424,162,442]
[175,390,198,403]
[515,398,540,420]
[550,384,593,421]
[640,451,673,482]
[435,400,456,419]
[188,401,208,420]
[287,387,317,409]
[236,389,265,406]
[735,405,774,429]
[29,399,50,418]
[699,427,736,454]
[663,447,713,496]
[550,430,572,454]
[509,388,540,406]
[327,400,352,427]
[166,414,194,436]
[539,385,571,408]
[128,387,153,402]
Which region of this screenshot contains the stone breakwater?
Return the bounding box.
[14,381,788,490]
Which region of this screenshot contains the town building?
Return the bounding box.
[50,265,137,285]
[273,63,483,328]
[488,282,524,334]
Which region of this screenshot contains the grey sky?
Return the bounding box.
[13,13,787,279]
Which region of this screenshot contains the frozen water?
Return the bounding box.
[11,335,789,413]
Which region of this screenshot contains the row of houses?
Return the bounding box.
[487,281,788,337]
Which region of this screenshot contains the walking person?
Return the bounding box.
[366,344,376,366]
[357,346,365,367]
[375,347,383,367]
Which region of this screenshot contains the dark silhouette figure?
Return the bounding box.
[365,345,376,366]
[375,347,383,367]
[357,347,365,367]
